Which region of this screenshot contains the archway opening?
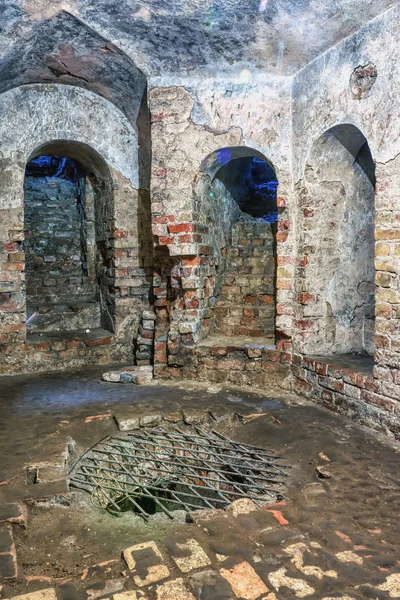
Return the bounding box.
[213,155,278,222]
[300,124,375,358]
[199,146,278,342]
[24,142,115,339]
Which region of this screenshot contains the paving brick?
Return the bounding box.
[219,561,274,600]
[0,523,17,579]
[122,541,169,587]
[0,552,17,579]
[10,590,58,600]
[85,578,125,600]
[188,569,234,600]
[268,567,314,597]
[168,538,211,573]
[113,593,147,600]
[155,578,196,600]
[0,502,27,527]
[0,524,14,553]
[226,499,258,517]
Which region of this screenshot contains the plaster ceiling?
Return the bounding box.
[0,0,396,79]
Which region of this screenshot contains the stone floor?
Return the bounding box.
[0,367,399,600]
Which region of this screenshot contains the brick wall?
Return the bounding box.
[294,129,375,356]
[24,176,97,307]
[214,221,275,340]
[149,86,244,375]
[373,159,400,394]
[292,355,399,438]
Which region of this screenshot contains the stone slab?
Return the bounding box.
[0,502,27,527]
[9,589,58,600]
[122,541,169,587]
[155,578,196,600]
[169,538,211,573]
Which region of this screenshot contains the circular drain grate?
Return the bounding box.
[69,427,289,519]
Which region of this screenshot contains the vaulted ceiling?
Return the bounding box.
[0,0,396,79]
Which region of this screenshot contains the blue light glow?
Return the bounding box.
[216,148,232,167]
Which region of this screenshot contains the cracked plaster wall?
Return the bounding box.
[297,131,375,356]
[149,80,292,372]
[0,83,152,373]
[291,3,400,429]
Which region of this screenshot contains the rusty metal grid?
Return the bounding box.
[69,427,289,519]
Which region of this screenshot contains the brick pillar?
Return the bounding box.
[275,194,294,352]
[373,162,400,400]
[0,209,26,357]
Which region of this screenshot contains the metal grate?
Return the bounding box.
[69,427,289,519]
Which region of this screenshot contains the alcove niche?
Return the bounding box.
[24,141,115,339]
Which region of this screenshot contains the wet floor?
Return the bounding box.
[0,366,399,599]
[0,365,287,489]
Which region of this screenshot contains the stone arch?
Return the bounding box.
[295,123,376,356]
[24,140,116,334]
[199,146,278,220]
[0,84,151,374]
[200,146,276,179]
[194,146,278,342]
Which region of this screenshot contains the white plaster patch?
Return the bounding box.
[335,551,363,565]
[375,573,400,598]
[171,539,211,573]
[284,542,337,579]
[268,568,315,598]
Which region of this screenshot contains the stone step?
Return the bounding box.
[27,300,101,333]
[26,327,113,348]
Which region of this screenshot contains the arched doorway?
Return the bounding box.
[198,146,278,342]
[24,141,115,338]
[297,124,375,356]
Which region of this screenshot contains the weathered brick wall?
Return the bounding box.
[149,82,293,376]
[189,171,243,342]
[0,84,151,374]
[373,158,400,396]
[214,221,275,340]
[292,355,399,438]
[290,6,400,437]
[294,130,375,356]
[24,176,97,306]
[183,344,292,391]
[149,85,244,375]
